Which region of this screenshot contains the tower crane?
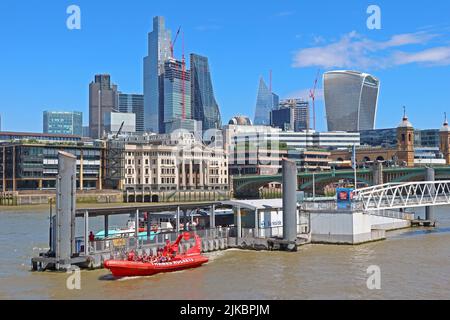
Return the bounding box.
[309,69,321,131]
[170,26,182,58]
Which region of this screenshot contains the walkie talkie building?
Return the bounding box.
[324,70,380,132]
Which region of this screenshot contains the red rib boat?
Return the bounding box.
[104,233,209,277]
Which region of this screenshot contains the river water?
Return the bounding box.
[1,206,450,300]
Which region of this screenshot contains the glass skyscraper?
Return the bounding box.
[323,70,380,132]
[143,16,172,134]
[190,54,222,132]
[119,93,144,133]
[43,111,83,136]
[254,77,278,126]
[279,99,310,131]
[162,58,192,133]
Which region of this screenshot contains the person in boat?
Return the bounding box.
[127,251,135,261]
[89,231,95,243]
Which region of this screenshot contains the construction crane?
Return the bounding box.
[170,26,182,58]
[309,69,321,131]
[113,121,125,140]
[181,30,186,120]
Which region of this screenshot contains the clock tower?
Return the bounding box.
[397,108,415,167]
[440,113,450,165]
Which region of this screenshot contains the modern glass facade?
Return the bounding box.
[43,111,82,136]
[270,107,294,131]
[0,142,102,191]
[119,93,144,133]
[190,54,222,132]
[254,77,278,126]
[143,16,172,133]
[279,99,309,131]
[324,70,380,132]
[162,59,192,133]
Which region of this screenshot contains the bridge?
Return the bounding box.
[353,180,450,212]
[233,166,450,199]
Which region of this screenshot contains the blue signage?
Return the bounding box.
[336,188,354,209]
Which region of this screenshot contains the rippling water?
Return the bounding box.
[1,206,450,300]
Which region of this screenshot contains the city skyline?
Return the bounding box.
[1,1,450,133]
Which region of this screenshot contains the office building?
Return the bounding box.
[82,126,90,138]
[0,140,103,192]
[324,70,380,131]
[360,128,441,148]
[162,58,192,133]
[223,118,360,176]
[89,74,119,139]
[106,133,229,192]
[118,93,144,133]
[104,112,136,135]
[254,77,278,126]
[280,99,309,131]
[360,128,398,147]
[43,111,83,136]
[190,54,222,132]
[270,106,294,131]
[143,16,172,133]
[415,129,440,148]
[288,149,332,172]
[223,120,360,151]
[0,131,82,143]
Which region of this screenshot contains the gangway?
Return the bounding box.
[353,181,450,212]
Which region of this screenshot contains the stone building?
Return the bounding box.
[119,133,229,192]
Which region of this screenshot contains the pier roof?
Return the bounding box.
[75,202,221,218]
[222,199,284,211]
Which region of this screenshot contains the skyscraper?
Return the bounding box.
[279,99,310,131]
[323,70,380,132]
[119,93,144,133]
[89,74,118,139]
[43,111,83,136]
[190,53,222,132]
[162,58,194,133]
[143,16,172,133]
[254,77,278,126]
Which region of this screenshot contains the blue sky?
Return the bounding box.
[1,0,450,132]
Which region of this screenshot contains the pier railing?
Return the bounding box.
[75,227,233,256]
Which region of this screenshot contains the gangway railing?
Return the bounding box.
[353,180,450,211]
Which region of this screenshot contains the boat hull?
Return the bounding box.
[104,255,209,277]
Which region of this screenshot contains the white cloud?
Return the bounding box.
[292,31,449,69]
[393,46,450,66]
